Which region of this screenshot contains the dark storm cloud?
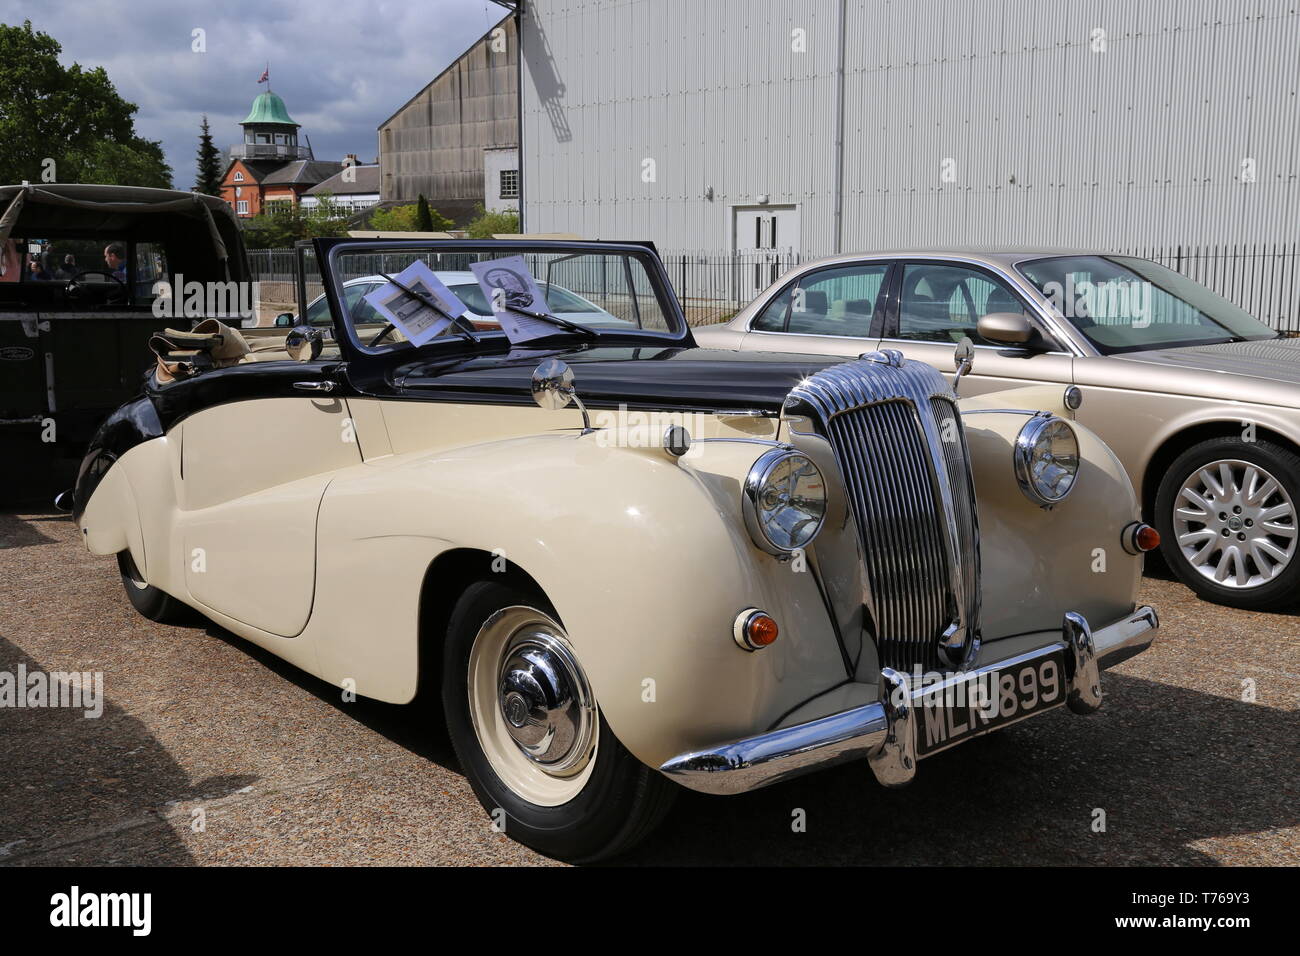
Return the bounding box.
[0,0,508,187]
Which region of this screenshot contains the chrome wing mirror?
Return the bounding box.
[285,325,323,362]
[952,336,975,394]
[532,359,593,433]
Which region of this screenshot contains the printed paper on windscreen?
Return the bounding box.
[363,261,468,346]
[468,256,560,343]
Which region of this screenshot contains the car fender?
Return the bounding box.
[309,431,849,769]
[1128,403,1300,495]
[960,409,1143,639]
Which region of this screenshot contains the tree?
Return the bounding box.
[368,204,419,232]
[62,140,172,189]
[368,201,453,233]
[240,196,350,249]
[416,194,433,231]
[466,205,521,239]
[194,115,223,195]
[0,21,172,187]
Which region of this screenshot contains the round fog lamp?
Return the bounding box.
[1014,415,1080,507]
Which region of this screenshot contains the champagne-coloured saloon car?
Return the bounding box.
[73,240,1159,861]
[697,250,1300,611]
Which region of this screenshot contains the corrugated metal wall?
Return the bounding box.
[522,0,1300,255]
[379,15,518,223]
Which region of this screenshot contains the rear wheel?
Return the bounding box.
[441,581,676,862]
[1155,437,1300,610]
[116,551,193,624]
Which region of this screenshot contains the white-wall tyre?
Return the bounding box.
[441,580,676,862]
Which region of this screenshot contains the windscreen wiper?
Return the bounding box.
[502,303,598,338]
[377,272,480,344]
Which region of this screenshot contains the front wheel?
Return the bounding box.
[1155,437,1300,610]
[116,551,194,624]
[442,581,676,862]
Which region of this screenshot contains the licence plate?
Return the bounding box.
[915,649,1067,757]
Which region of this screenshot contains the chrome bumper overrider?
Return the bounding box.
[659,606,1159,795]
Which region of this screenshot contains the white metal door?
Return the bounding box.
[733,206,799,300]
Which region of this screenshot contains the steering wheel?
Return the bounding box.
[65,269,127,302]
[367,322,397,347]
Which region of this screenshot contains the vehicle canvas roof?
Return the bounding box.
[0,183,248,280]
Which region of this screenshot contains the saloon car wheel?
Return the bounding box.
[442,581,676,862]
[116,551,193,624]
[1155,438,1300,610]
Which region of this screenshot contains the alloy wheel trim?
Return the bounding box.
[1172,457,1297,589]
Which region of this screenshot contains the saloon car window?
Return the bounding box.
[1017,255,1277,354]
[896,263,1026,346]
[752,263,888,336]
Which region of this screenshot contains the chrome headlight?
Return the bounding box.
[1014,414,1080,506]
[742,449,827,554]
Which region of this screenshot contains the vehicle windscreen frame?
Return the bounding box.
[314,238,692,359]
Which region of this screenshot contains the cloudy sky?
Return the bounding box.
[2,0,508,187]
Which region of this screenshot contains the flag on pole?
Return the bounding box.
[258,67,269,84]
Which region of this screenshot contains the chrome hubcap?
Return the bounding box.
[496,630,595,776]
[1173,458,1297,588]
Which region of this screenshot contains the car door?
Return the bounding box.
[175,361,361,637]
[882,260,1074,397]
[739,260,891,357]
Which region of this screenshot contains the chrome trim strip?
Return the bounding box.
[691,437,786,447]
[659,606,1159,795]
[876,339,1075,358]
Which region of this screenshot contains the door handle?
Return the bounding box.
[293,380,335,393]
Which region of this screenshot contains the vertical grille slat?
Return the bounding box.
[931,397,981,632]
[789,356,981,675]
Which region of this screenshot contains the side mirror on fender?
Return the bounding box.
[952,336,975,394]
[531,359,593,434]
[284,325,323,362]
[274,312,295,328]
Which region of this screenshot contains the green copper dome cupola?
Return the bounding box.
[242,90,299,127]
[231,84,311,161]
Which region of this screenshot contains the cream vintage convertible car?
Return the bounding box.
[72,239,1160,862]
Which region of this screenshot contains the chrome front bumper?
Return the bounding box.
[659,605,1159,795]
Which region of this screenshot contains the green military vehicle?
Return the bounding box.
[0,183,250,503]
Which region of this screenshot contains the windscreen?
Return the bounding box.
[1017,255,1276,354]
[326,244,682,353]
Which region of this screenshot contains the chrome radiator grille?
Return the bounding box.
[786,354,981,673]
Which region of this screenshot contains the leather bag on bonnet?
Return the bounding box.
[149,318,250,383]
